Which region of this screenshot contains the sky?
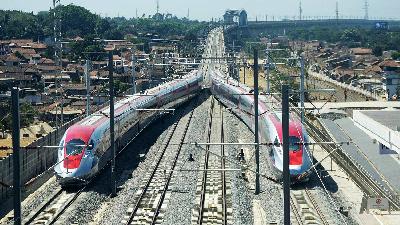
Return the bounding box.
[2,0,399,21]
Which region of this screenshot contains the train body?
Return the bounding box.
[209,71,312,182]
[55,71,203,186]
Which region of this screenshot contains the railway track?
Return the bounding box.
[290,188,330,225]
[22,186,85,225]
[122,107,194,225]
[191,98,232,225]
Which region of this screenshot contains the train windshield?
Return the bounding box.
[289,136,301,152]
[66,139,86,156]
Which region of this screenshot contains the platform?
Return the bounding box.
[320,117,400,195]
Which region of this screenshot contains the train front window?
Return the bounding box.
[289,136,301,152]
[66,139,86,156]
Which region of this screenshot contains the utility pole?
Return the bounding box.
[53,0,59,130]
[265,48,270,95]
[336,1,339,22]
[85,60,91,116]
[12,87,21,225]
[254,49,260,195]
[243,57,246,85]
[109,52,116,197]
[131,52,136,94]
[299,0,303,21]
[300,54,305,125]
[282,84,290,225]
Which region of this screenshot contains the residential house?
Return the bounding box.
[4,55,20,66]
[0,41,11,55]
[379,60,400,100]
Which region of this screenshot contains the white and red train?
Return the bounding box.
[55,71,203,186]
[55,67,312,186]
[209,70,312,182]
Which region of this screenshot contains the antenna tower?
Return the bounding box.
[336,1,339,20]
[363,0,369,20]
[156,0,160,14]
[299,1,303,20]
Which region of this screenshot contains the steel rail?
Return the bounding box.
[289,196,304,225]
[150,109,195,224]
[220,105,228,225]
[125,119,181,225]
[305,188,329,225]
[197,97,215,225]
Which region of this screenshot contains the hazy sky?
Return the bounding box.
[2,0,399,21]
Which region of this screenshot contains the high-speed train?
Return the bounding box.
[55,71,203,186]
[209,70,312,182]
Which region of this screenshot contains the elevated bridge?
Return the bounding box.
[225,19,400,38]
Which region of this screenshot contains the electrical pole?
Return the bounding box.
[53,0,59,130]
[265,48,270,95]
[282,84,290,225]
[131,52,136,94]
[109,52,116,197]
[300,54,305,125]
[299,0,303,20]
[243,57,246,85]
[85,60,91,116]
[336,1,339,22]
[12,87,21,225]
[254,49,260,195]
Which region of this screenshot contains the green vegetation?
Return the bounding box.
[392,51,400,60]
[0,5,209,42]
[0,102,38,131]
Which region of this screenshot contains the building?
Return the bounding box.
[224,10,247,27]
[379,60,400,100]
[0,41,11,55]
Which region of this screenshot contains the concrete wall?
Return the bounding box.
[0,116,82,204]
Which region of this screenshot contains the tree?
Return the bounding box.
[372,45,383,57]
[392,51,400,60]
